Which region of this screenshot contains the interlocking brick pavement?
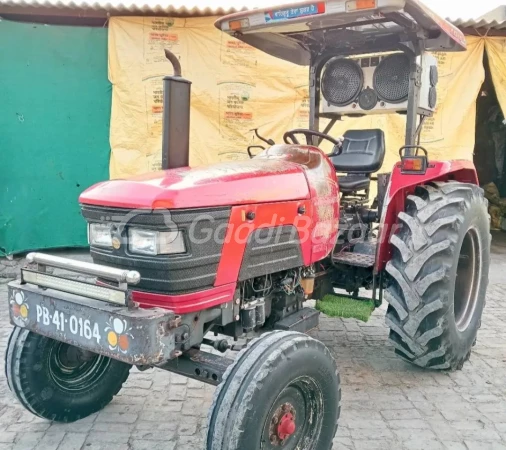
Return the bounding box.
[0,235,505,450]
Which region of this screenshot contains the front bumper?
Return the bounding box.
[8,280,177,366]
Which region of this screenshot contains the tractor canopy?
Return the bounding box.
[215,0,467,65]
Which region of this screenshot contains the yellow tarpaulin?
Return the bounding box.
[108,17,485,179]
[108,16,306,178]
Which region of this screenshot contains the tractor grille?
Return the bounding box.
[81,205,231,294]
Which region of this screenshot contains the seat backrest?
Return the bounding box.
[330,129,386,174]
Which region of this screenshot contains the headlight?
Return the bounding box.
[128,228,185,256]
[88,223,113,248]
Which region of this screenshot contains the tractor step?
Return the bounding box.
[274,307,320,333]
[332,252,375,268]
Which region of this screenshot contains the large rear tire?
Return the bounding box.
[385,181,490,370]
[5,327,131,422]
[206,331,341,450]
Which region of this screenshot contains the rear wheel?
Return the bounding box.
[206,331,341,450]
[5,327,131,422]
[385,181,490,370]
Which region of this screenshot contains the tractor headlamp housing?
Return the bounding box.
[128,228,185,256]
[88,223,113,248]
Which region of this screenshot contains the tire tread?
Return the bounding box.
[385,182,489,371]
[5,328,130,423]
[206,331,341,450]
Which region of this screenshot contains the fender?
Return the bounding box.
[375,160,478,272]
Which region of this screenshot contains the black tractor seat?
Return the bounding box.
[330,129,386,198]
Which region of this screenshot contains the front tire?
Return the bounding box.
[5,327,131,422]
[385,181,490,370]
[206,331,341,450]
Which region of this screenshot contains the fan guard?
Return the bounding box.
[322,58,363,107]
[373,53,410,104]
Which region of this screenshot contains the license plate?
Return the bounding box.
[33,303,103,344]
[264,2,326,22]
[8,281,176,365]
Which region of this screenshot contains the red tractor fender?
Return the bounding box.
[375,160,479,272]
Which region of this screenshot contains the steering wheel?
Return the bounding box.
[283,129,343,156]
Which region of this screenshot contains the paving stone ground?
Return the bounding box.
[0,235,506,450]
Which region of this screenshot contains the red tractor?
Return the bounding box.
[6,1,490,448]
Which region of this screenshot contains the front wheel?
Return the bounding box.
[5,327,131,422]
[206,331,341,450]
[385,181,490,370]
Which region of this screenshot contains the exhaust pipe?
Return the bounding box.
[161,49,191,170]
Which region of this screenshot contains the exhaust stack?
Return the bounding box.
[161,49,192,170]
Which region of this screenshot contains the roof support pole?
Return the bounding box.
[404,40,424,155]
[309,59,321,140]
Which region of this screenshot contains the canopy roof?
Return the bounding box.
[215,0,467,65]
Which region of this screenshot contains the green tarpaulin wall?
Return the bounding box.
[0,20,111,255]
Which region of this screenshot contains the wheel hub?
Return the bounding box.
[48,342,110,392]
[269,403,297,446]
[277,413,296,440]
[62,346,95,367]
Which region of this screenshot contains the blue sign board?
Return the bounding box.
[265,3,325,22]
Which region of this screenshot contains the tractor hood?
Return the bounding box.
[79,159,310,210]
